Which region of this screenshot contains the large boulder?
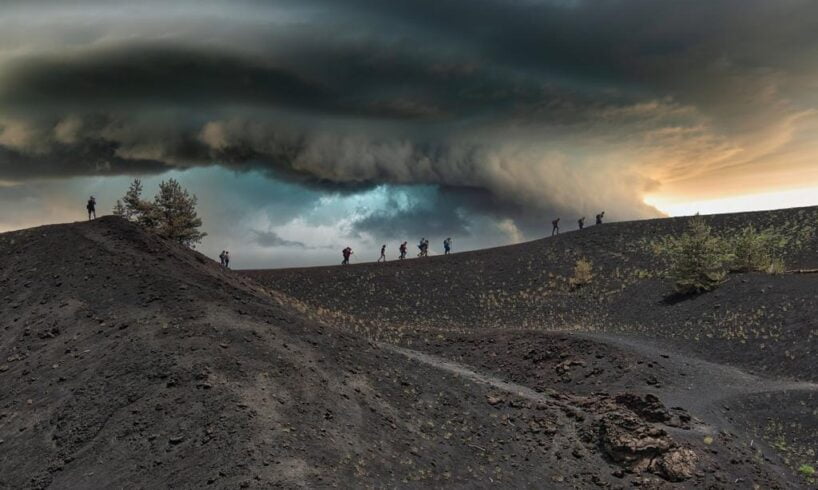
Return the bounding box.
[598,409,697,481]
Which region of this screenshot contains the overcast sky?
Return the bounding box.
[2,0,817,267]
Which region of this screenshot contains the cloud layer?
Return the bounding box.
[2,0,818,261]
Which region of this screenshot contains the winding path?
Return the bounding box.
[379,331,818,423]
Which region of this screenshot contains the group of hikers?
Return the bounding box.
[552,211,604,236]
[218,250,231,268]
[344,236,453,265]
[345,211,605,265]
[84,196,603,268]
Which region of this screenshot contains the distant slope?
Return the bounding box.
[245,206,818,382]
[1,216,811,488]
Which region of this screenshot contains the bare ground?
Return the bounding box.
[1,210,817,488]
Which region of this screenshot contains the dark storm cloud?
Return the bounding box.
[0,38,585,126]
[0,45,338,114]
[0,135,168,179]
[1,0,817,220]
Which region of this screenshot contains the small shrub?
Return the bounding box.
[799,464,815,477]
[569,258,593,289]
[654,216,731,295]
[729,226,788,273]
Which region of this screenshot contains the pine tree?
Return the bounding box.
[116,179,148,222]
[729,226,788,273]
[666,216,730,294]
[114,178,206,248]
[150,179,207,247]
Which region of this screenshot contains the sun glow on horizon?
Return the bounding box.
[645,185,818,217]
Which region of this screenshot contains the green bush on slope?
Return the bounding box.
[652,215,797,294]
[653,216,731,294]
[729,226,788,274]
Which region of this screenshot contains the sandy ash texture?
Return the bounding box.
[247,206,818,488]
[0,210,816,488]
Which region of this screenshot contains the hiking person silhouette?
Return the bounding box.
[596,211,605,225]
[399,241,407,260]
[342,247,353,265]
[86,196,96,220]
[219,250,226,267]
[224,251,230,269]
[418,238,427,257]
[443,237,452,255]
[378,244,387,263]
[578,217,585,230]
[552,218,560,236]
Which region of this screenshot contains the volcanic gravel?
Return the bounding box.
[1,213,816,488]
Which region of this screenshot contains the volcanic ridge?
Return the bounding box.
[2,208,818,488]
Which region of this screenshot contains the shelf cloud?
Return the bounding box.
[2,0,817,263]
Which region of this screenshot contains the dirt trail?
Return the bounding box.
[379,343,556,406]
[380,339,817,488]
[383,335,818,419]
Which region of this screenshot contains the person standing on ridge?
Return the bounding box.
[552,218,560,236]
[399,241,407,260]
[342,247,353,265]
[578,217,585,230]
[224,251,230,269]
[219,250,226,267]
[443,237,452,255]
[378,244,387,263]
[596,211,605,225]
[87,196,96,220]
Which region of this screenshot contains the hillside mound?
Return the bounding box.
[0,216,812,488]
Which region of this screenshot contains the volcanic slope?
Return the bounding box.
[246,206,818,487]
[245,207,818,381]
[0,216,811,488]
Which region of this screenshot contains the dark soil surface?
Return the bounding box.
[245,206,818,487]
[246,207,818,383]
[1,210,816,488]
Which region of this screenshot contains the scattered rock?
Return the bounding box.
[486,395,504,406]
[599,412,672,473]
[655,448,698,482]
[614,393,670,424]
